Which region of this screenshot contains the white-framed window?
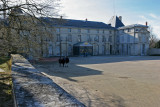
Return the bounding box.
[78,35,81,42]
[57,34,60,42]
[87,34,91,42]
[87,29,90,33]
[121,36,124,43]
[94,35,99,42]
[97,30,99,33]
[103,30,105,34]
[102,35,106,42]
[109,36,112,42]
[109,30,112,34]
[56,28,60,33]
[68,34,72,42]
[78,29,81,33]
[127,35,130,43]
[68,28,72,32]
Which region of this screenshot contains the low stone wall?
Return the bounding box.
[149,48,160,55]
[11,54,85,107]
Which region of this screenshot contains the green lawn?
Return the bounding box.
[0,57,14,107]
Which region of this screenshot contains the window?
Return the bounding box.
[102,35,106,42]
[87,29,90,33]
[128,28,131,32]
[103,30,105,34]
[78,35,81,42]
[121,36,124,43]
[97,30,99,33]
[57,34,60,42]
[94,35,99,42]
[68,28,72,32]
[56,28,60,33]
[109,36,112,42]
[87,35,91,42]
[68,34,72,42]
[139,35,141,42]
[78,29,81,33]
[127,35,130,43]
[109,30,112,34]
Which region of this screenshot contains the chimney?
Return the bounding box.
[146,21,148,26]
[119,16,122,21]
[60,16,63,19]
[85,18,88,21]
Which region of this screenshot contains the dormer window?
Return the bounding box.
[128,28,131,32]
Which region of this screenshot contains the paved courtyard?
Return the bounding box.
[34,56,160,107]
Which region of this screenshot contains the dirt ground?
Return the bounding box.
[34,56,160,107]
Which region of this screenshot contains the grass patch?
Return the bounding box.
[0,57,13,107]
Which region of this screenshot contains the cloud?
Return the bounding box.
[149,13,158,19]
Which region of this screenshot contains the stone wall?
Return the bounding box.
[11,54,85,107]
[149,48,160,55]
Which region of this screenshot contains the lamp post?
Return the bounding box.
[60,37,62,59]
[66,37,68,57]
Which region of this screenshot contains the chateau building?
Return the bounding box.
[0,11,150,58]
[41,16,149,57]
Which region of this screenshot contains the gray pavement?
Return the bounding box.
[35,56,160,107]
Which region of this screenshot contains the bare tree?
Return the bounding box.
[0,0,61,59]
[148,26,158,48]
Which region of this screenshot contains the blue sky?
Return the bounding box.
[60,0,160,38]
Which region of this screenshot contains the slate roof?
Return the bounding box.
[108,16,125,28]
[40,17,115,29]
[118,24,148,29]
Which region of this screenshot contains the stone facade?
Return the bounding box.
[50,27,116,57]
[118,25,149,55]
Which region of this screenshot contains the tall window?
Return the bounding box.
[94,35,99,42]
[87,29,90,33]
[103,30,105,34]
[109,30,112,34]
[78,35,81,42]
[121,36,124,43]
[68,34,72,42]
[78,29,81,33]
[87,34,91,42]
[56,28,60,33]
[109,36,112,42]
[57,34,60,42]
[97,30,99,33]
[68,28,72,32]
[127,35,130,43]
[102,35,106,42]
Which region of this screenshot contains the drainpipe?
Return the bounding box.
[134,27,136,55]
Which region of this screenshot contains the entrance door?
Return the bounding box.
[110,45,112,55]
[142,44,145,55]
